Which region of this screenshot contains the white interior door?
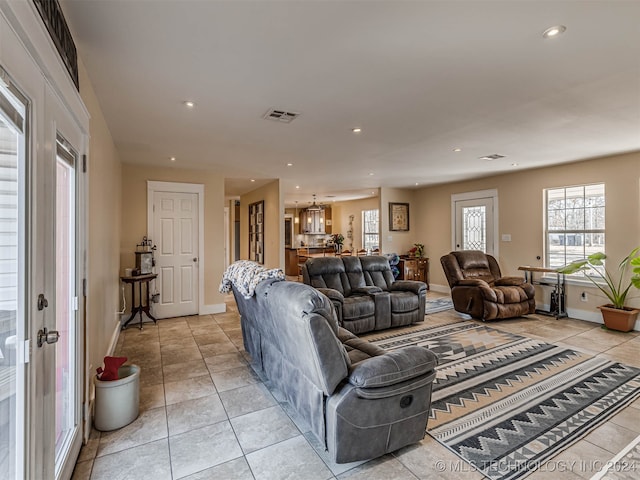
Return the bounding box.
[452,190,498,255]
[153,190,199,319]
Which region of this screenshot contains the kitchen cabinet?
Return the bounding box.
[398,257,429,289]
[300,208,329,234]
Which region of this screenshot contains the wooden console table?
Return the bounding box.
[120,273,158,330]
[518,266,567,319]
[398,257,429,289]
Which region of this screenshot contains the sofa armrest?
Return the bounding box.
[352,286,383,295]
[317,288,344,303]
[457,279,488,287]
[456,279,497,302]
[348,346,437,388]
[495,276,527,286]
[389,280,426,294]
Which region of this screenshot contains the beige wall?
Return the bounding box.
[380,187,417,255]
[239,180,283,269]
[414,151,640,312]
[79,60,123,374]
[331,196,380,252]
[120,165,226,308]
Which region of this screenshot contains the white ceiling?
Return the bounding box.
[61,1,640,206]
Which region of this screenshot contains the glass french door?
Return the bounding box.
[53,136,79,475]
[0,65,28,480]
[454,195,496,255]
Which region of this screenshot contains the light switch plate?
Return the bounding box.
[501,234,512,242]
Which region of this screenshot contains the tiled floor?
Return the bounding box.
[72,293,640,480]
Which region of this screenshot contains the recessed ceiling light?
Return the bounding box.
[542,25,566,39]
[511,163,519,167]
[415,183,419,186]
[352,127,362,133]
[453,148,462,152]
[250,179,255,182]
[371,191,375,195]
[368,172,374,176]
[295,185,300,189]
[170,156,176,162]
[286,163,293,167]
[183,101,195,108]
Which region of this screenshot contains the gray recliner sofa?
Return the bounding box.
[230,277,437,464]
[302,255,427,334]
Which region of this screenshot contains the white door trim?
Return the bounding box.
[147,181,205,315]
[451,189,499,256]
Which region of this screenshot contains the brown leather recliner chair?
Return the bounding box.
[440,250,535,321]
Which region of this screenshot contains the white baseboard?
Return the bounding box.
[431,291,639,331]
[529,303,639,331]
[200,303,226,315]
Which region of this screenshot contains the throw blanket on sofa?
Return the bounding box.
[219,260,285,299]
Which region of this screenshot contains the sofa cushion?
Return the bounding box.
[305,257,352,296]
[359,256,395,290]
[390,291,420,313]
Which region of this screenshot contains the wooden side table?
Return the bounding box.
[398,257,430,289]
[518,266,567,319]
[120,273,158,330]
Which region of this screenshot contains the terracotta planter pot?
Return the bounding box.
[597,304,639,332]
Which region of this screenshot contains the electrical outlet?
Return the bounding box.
[580,291,588,302]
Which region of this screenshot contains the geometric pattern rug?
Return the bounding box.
[369,321,640,480]
[425,297,454,314]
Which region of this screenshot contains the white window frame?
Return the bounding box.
[544,183,605,273]
[362,209,379,251]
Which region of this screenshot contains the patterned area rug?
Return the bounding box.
[369,321,640,480]
[425,297,454,314]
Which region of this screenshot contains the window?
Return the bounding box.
[545,184,605,269]
[362,209,379,251]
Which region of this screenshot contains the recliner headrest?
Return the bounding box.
[453,250,490,270]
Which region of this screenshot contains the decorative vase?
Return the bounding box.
[597,304,639,332]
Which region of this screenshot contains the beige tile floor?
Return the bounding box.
[73,293,640,480]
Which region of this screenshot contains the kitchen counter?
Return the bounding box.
[284,247,336,276]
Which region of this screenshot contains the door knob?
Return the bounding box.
[37,327,60,348]
[193,257,197,262]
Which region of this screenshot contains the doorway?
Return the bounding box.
[147,181,204,319]
[452,189,498,255]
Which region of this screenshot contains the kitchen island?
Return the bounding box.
[285,247,335,276]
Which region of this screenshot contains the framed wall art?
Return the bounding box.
[249,200,264,263]
[389,202,410,231]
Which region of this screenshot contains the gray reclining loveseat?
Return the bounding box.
[302,255,427,334]
[229,274,437,464]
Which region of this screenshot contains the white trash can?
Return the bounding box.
[94,364,140,431]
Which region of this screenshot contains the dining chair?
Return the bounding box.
[297,247,310,281]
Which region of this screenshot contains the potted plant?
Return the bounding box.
[408,243,425,258]
[557,248,640,332]
[331,233,344,253]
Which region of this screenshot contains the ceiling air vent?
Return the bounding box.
[263,108,300,123]
[479,154,505,161]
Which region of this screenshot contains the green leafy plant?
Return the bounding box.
[557,248,640,309]
[331,233,344,245]
[409,243,425,258]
